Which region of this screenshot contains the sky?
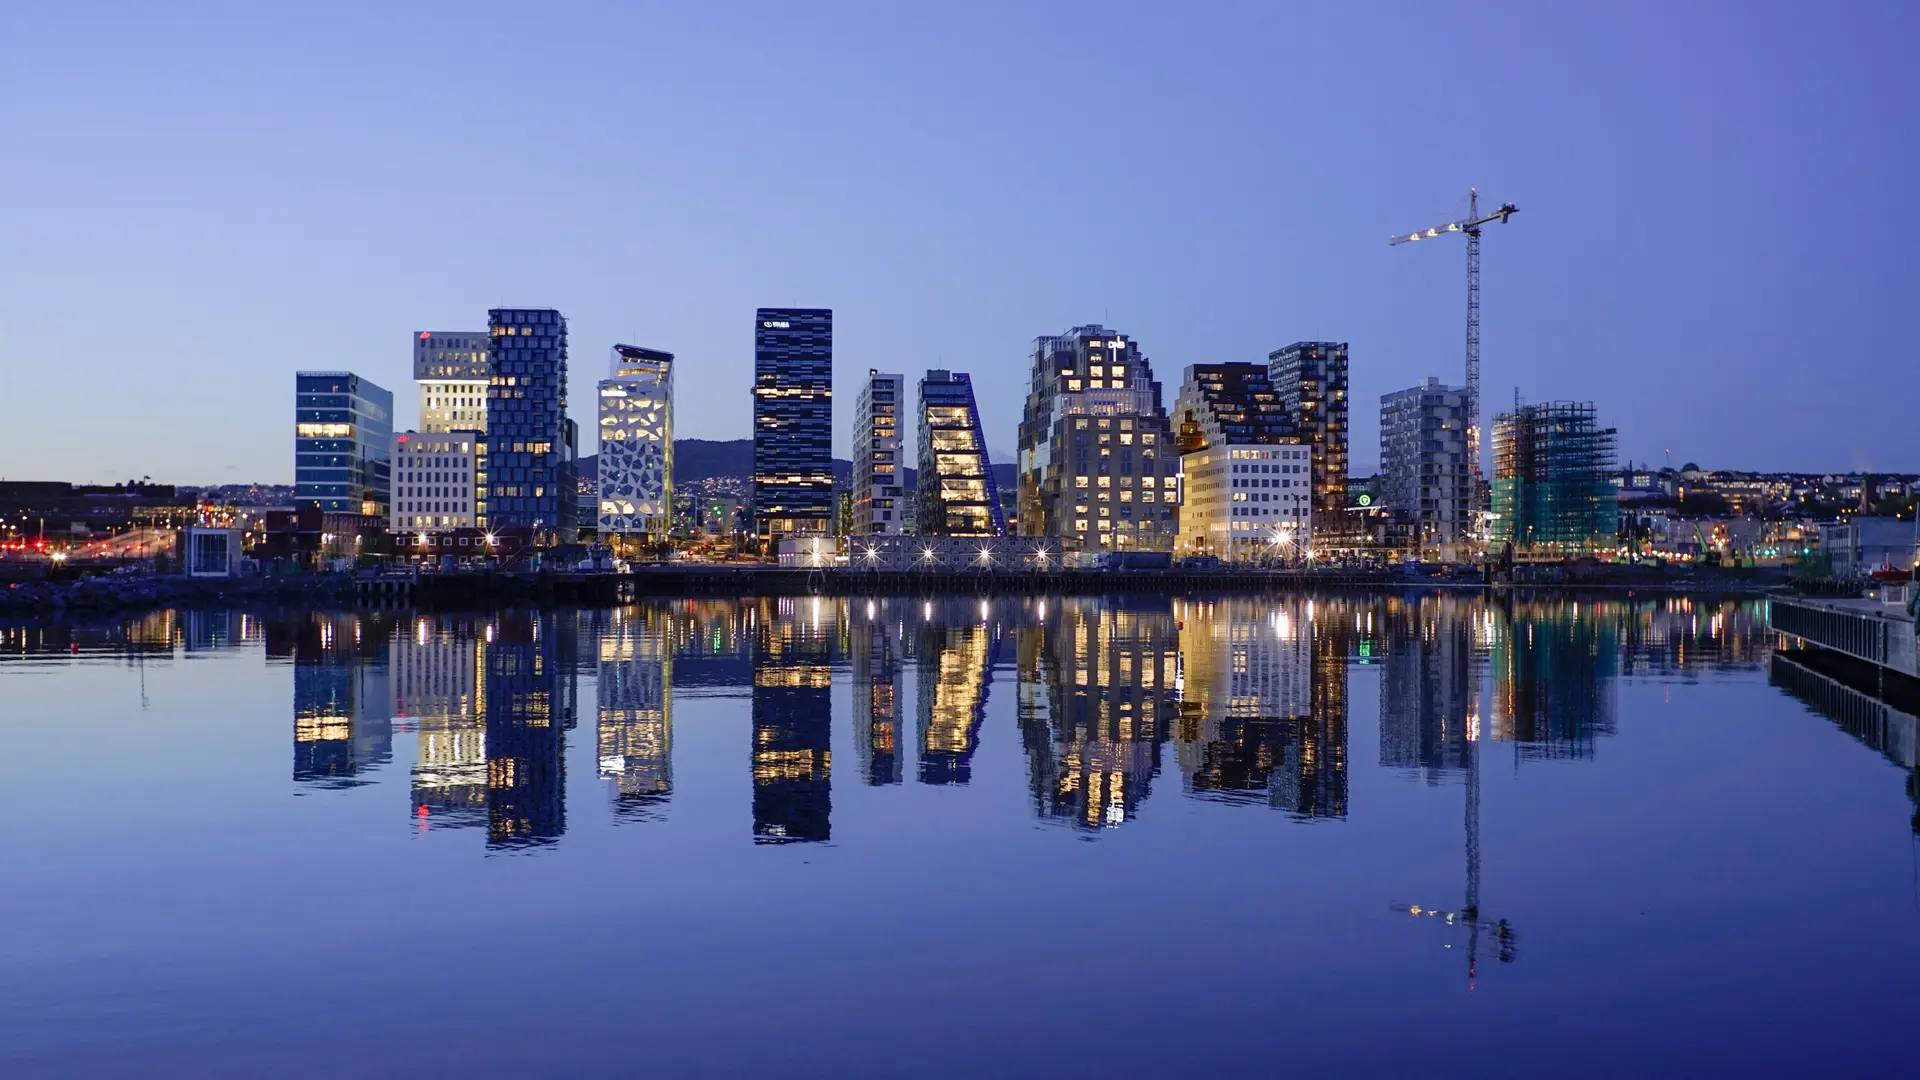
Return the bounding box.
[2,1,1914,485]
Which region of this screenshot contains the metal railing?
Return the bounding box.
[1769,598,1890,665]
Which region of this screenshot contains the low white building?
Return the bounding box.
[1174,363,1312,562]
[391,431,481,534]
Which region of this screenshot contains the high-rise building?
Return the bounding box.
[1490,401,1619,557]
[1380,377,1473,559]
[751,308,833,543]
[1267,342,1349,524]
[485,308,577,539]
[852,371,905,535]
[294,371,393,516]
[1173,363,1310,560]
[1015,325,1179,551]
[597,344,674,544]
[917,369,1004,537]
[390,431,482,535]
[413,331,490,433]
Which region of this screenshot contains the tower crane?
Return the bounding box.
[1390,191,1519,546]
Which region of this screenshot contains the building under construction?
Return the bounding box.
[1490,401,1619,558]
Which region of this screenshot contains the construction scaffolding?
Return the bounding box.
[1490,401,1619,558]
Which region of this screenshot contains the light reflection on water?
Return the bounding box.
[2,594,1916,1077]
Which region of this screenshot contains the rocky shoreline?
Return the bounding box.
[0,574,353,614]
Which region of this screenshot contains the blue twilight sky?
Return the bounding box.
[2,1,1914,485]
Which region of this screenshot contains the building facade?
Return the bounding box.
[1173,363,1310,560]
[853,371,905,535]
[413,331,490,434]
[1267,342,1349,526]
[597,344,674,544]
[1490,400,1620,557]
[294,371,393,516]
[484,308,577,539]
[1380,377,1473,560]
[751,308,834,543]
[390,430,482,534]
[1015,325,1180,551]
[917,369,1004,536]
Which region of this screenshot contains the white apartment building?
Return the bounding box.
[391,431,481,533]
[1174,363,1312,562]
[854,370,906,534]
[598,344,674,542]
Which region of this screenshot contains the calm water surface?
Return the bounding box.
[3,594,1917,1078]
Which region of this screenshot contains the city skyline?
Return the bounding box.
[4,4,1916,483]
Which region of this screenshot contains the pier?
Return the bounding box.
[1768,590,1919,684]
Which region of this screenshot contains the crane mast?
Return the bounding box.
[1465,189,1483,528]
[1390,191,1518,552]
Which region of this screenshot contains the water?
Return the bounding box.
[3,594,1917,1077]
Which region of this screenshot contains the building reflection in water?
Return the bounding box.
[851,600,902,786]
[0,593,1805,850]
[1019,598,1178,829]
[1379,595,1480,783]
[1489,599,1619,760]
[917,600,1001,785]
[752,598,835,843]
[1769,650,1920,833]
[392,615,488,827]
[281,612,394,788]
[1171,597,1348,820]
[483,611,576,848]
[598,606,672,822]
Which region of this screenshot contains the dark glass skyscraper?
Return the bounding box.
[751,308,833,543]
[294,371,392,515]
[1267,341,1350,522]
[485,308,577,538]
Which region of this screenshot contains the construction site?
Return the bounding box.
[1490,400,1620,559]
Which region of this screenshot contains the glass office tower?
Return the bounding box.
[485,308,577,539]
[294,371,393,516]
[751,308,833,543]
